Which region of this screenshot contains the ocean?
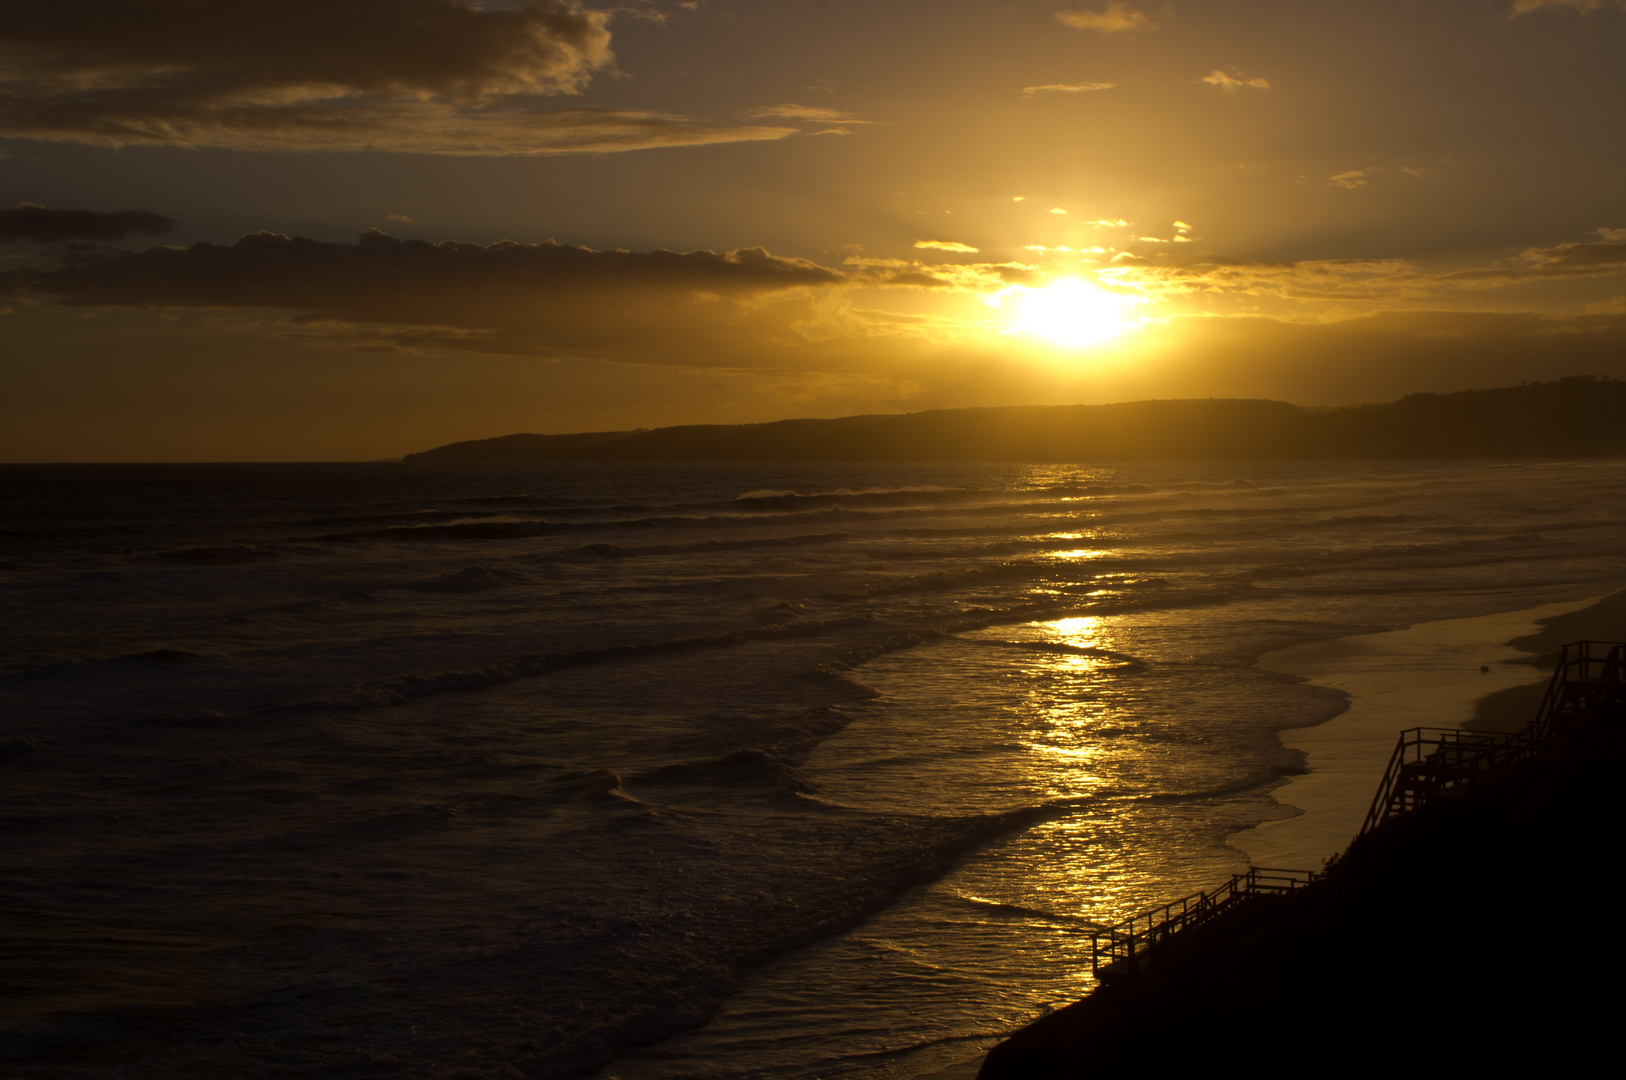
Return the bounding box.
[4,459,1625,1078]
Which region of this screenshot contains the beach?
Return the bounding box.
[978,588,1626,1077]
[1230,593,1622,870]
[953,589,1626,1080]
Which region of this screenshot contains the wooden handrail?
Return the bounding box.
[1089,867,1318,972]
[1359,640,1626,836]
[1088,641,1625,978]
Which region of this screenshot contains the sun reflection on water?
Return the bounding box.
[799,607,1258,1007]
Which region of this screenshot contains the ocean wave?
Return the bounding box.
[224,590,382,625]
[1029,481,1158,497]
[9,647,209,681]
[0,735,46,757]
[399,566,517,593]
[733,486,989,512]
[1239,564,1318,582]
[730,482,1169,515]
[0,1015,125,1062]
[320,519,555,542]
[550,532,850,561]
[486,802,1050,1078]
[878,562,1046,595]
[157,544,266,561]
[1142,766,1306,802]
[127,710,230,727]
[638,748,811,796]
[998,641,1147,668]
[948,891,1101,925]
[272,616,874,712]
[547,768,632,802]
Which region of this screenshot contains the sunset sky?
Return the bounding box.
[3,0,1625,460]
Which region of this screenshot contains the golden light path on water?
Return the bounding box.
[799,589,1231,941]
[638,586,1267,1080]
[1013,615,1113,777]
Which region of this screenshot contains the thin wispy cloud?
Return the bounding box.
[1201,70,1272,91]
[1486,227,1626,277]
[1022,82,1116,96]
[1055,4,1158,33]
[1509,0,1622,14]
[749,104,868,123]
[1327,171,1368,189]
[1095,228,1626,310]
[914,240,980,253]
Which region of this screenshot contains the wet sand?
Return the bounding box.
[1230,594,1624,869]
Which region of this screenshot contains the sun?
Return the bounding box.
[1017,279,1129,346]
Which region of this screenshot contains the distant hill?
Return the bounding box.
[404,376,1626,463]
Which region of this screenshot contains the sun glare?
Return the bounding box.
[1018,279,1129,346]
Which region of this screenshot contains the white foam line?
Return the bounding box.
[1230,595,1601,869]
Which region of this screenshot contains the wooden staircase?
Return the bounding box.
[1360,640,1626,835]
[1087,640,1626,978]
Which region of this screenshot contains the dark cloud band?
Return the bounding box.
[3,228,845,351]
[0,203,178,243]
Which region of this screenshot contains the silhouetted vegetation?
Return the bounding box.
[406,377,1626,462]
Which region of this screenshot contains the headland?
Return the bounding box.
[405,377,1626,463]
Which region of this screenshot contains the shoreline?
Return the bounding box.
[1228,594,1621,870]
[977,592,1626,1075]
[1229,585,1626,871]
[980,711,1626,1074]
[937,591,1626,1080]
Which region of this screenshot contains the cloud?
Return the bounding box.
[1092,228,1626,312]
[1022,82,1116,95]
[1327,170,1368,189]
[749,104,866,123]
[1510,0,1621,14]
[2,227,849,361]
[1104,254,1420,305]
[0,1,794,154]
[383,215,417,225]
[1201,70,1271,91]
[842,256,1034,297]
[15,223,1626,376]
[1055,4,1158,33]
[0,224,1032,366]
[1048,207,1068,215]
[1510,229,1626,272]
[0,203,177,243]
[13,227,841,306]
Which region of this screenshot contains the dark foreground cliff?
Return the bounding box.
[407,377,1626,462]
[978,720,1624,1075]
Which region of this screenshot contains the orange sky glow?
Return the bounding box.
[3,1,1625,459]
